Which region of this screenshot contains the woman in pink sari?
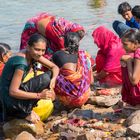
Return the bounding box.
[121,29,140,106]
[20,12,85,59]
[92,26,125,87]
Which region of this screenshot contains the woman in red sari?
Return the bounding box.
[92,26,125,87]
[20,13,85,59]
[52,32,94,107]
[121,29,140,106]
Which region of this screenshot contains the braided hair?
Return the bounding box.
[64,32,80,54]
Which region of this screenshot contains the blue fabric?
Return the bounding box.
[112,20,131,37]
[126,17,140,29]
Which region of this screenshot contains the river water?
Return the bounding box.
[0,0,140,57]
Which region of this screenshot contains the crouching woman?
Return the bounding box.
[0,33,59,123]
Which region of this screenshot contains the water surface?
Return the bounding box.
[0,0,140,57]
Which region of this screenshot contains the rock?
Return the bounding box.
[125,110,140,127]
[68,109,94,120]
[89,95,120,107]
[3,119,44,139]
[76,132,95,140]
[127,124,140,137]
[113,128,126,138]
[15,131,36,140]
[60,132,78,140]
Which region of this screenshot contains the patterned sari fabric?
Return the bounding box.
[20,13,84,59]
[121,48,140,106]
[92,26,125,86]
[54,50,93,107]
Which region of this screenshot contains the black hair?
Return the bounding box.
[28,33,47,47]
[118,2,132,15]
[0,43,11,58]
[121,29,140,44]
[64,32,80,54]
[132,5,140,19]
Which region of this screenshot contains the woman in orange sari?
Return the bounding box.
[52,32,94,107]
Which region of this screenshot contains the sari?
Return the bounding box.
[20,12,84,59]
[121,48,140,106]
[92,26,125,86]
[54,50,93,107]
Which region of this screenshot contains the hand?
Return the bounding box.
[40,89,55,100]
[50,77,56,90]
[120,55,132,62]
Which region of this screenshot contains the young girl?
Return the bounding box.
[0,33,59,123]
[52,32,94,107]
[121,29,140,106]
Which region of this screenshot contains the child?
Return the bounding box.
[132,5,140,24]
[121,29,140,106]
[112,2,140,38]
[0,43,12,76]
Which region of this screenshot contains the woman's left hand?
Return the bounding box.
[50,77,56,90]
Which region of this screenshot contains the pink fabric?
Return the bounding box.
[92,26,125,85]
[20,12,84,58]
[122,48,140,106]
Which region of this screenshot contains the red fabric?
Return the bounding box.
[0,63,5,76]
[121,48,140,106]
[92,26,125,86]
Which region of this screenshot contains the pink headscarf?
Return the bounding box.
[92,26,125,72]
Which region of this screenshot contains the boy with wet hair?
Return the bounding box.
[132,5,140,24]
[118,2,139,29]
[112,2,140,37]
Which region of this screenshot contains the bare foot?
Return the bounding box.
[25,111,40,123]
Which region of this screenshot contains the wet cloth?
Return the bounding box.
[121,48,140,106]
[20,12,84,59]
[0,56,51,118]
[92,26,125,86]
[54,50,93,107]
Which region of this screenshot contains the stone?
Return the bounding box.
[113,128,126,138]
[76,132,95,140]
[125,110,140,127]
[127,124,140,137]
[15,131,36,140]
[3,119,44,139]
[88,95,120,107]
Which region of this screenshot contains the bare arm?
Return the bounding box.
[9,69,54,100]
[38,56,59,89]
[127,58,140,85]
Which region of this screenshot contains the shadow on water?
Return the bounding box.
[88,0,106,9]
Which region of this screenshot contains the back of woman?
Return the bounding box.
[52,32,94,107]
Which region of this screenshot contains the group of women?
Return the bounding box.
[0,10,140,123]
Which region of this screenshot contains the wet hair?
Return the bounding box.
[28,33,47,47]
[0,43,11,58]
[118,2,132,15]
[121,29,140,44]
[64,32,80,54]
[132,5,140,19]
